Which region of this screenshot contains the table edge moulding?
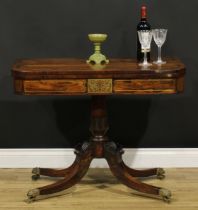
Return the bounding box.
[12,58,186,203]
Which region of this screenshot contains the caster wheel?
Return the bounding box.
[163,196,171,203]
[32,167,40,180]
[32,174,40,181]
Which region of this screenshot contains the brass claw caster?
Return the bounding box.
[26,188,75,203]
[32,167,40,181]
[159,188,172,203]
[157,168,165,180]
[27,189,40,203]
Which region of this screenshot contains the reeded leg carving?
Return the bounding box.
[32,163,78,180]
[121,163,165,179]
[104,142,171,202]
[27,142,93,202]
[112,143,165,179]
[32,167,71,180]
[32,145,86,180]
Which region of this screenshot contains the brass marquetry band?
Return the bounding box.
[88,79,112,94]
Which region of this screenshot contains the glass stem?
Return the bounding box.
[158,46,162,62]
[143,51,148,65]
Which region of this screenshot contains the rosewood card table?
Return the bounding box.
[12,58,185,203]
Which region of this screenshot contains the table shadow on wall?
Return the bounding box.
[52,96,151,148]
[0,97,150,148]
[52,97,90,147]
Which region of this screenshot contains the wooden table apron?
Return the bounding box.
[12,58,185,96]
[12,58,185,203]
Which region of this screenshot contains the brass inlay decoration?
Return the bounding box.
[88,79,112,94]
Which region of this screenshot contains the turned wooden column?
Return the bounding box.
[90,96,109,142]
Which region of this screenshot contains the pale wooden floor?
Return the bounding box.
[0,168,198,210]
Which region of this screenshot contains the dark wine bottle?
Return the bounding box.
[137,6,151,61]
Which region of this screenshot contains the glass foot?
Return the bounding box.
[139,62,152,67]
[153,60,166,65]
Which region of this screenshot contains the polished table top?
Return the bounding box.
[12,58,185,95]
